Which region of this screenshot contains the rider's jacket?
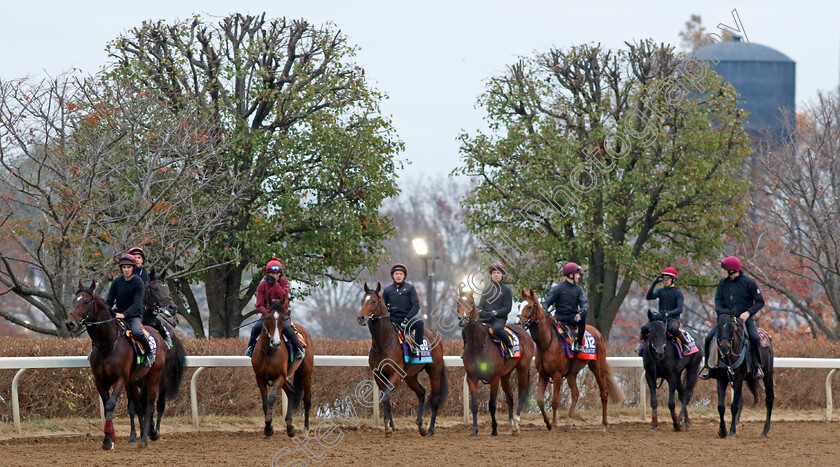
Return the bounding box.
[106,275,144,319]
[714,274,764,318]
[477,281,512,323]
[541,281,589,323]
[646,285,684,319]
[383,281,419,322]
[256,277,290,316]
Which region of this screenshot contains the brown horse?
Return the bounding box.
[250,299,314,439]
[128,270,187,444]
[358,282,448,437]
[65,281,166,450]
[518,289,623,430]
[457,286,534,437]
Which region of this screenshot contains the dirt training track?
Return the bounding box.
[1,418,839,466]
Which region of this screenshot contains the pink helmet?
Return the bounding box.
[719,256,742,272]
[127,246,146,260]
[118,254,138,268]
[489,261,506,275]
[662,267,678,279]
[265,257,283,272]
[562,262,581,277]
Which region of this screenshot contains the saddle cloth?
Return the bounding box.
[556,322,597,360]
[487,325,522,358]
[124,325,157,364]
[396,326,433,364]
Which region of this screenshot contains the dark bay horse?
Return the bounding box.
[65,281,166,450]
[457,286,534,437]
[642,311,702,431]
[251,299,314,439]
[358,282,448,437]
[519,289,623,430]
[128,270,186,444]
[711,311,774,438]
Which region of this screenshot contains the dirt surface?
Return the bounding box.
[1,416,839,466]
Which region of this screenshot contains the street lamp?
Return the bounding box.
[412,238,436,317]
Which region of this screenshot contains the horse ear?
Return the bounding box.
[77,280,83,290]
[520,288,528,299]
[647,309,653,320]
[364,282,370,294]
[160,270,167,280]
[89,280,96,292]
[149,268,156,280]
[528,288,536,299]
[376,282,381,294]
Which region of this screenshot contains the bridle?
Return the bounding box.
[519,298,555,352]
[717,314,748,382]
[359,293,394,354]
[456,295,490,353]
[74,291,117,328]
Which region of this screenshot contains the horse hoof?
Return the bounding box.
[264,427,274,437]
[127,435,136,444]
[149,430,160,441]
[427,427,435,437]
[263,435,273,440]
[469,430,478,437]
[418,427,427,437]
[673,424,681,432]
[650,425,658,432]
[102,436,113,451]
[718,430,727,439]
[287,426,296,438]
[727,433,737,439]
[385,430,393,438]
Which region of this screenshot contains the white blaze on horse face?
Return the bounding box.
[272,311,282,346]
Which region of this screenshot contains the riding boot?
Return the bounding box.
[674,332,691,353]
[751,347,764,379]
[283,326,305,360]
[153,318,173,349]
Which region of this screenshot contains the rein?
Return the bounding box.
[522,304,555,353]
[362,295,396,355]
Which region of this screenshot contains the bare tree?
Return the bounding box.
[0,74,243,336]
[744,93,840,339]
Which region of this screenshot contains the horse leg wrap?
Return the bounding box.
[104,420,116,441]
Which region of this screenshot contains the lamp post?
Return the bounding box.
[412,238,436,317]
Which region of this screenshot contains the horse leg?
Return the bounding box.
[404,374,428,436]
[283,378,297,438]
[500,374,516,435]
[426,364,445,437]
[646,371,659,430]
[551,376,563,430]
[151,392,165,441]
[537,374,551,430]
[125,384,144,448]
[566,372,580,428]
[127,399,137,444]
[301,365,313,433]
[96,381,118,451]
[381,372,401,436]
[514,366,529,435]
[257,378,274,438]
[667,374,681,432]
[717,378,728,438]
[467,376,480,437]
[489,377,500,437]
[591,361,610,429]
[681,361,700,431]
[140,385,158,449]
[762,367,774,437]
[728,379,744,438]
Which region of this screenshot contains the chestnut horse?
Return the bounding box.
[518,289,623,430]
[128,270,186,444]
[457,286,534,437]
[65,281,166,450]
[251,299,314,438]
[358,282,448,437]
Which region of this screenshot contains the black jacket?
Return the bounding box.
[383,281,420,322]
[541,280,589,322]
[478,281,512,323]
[646,284,684,319]
[135,267,150,285]
[106,275,145,319]
[714,273,764,317]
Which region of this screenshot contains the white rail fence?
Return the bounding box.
[2,355,840,433]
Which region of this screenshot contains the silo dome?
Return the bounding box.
[692,37,796,145]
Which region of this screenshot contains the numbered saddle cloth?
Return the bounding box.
[675,328,699,358]
[395,327,433,364]
[126,326,157,362]
[488,325,521,358]
[758,328,773,348]
[557,323,597,360]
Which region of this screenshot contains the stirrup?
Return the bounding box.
[753,365,764,379]
[294,347,305,359]
[245,346,254,357]
[164,336,174,349]
[698,366,711,380]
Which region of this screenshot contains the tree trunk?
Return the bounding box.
[169,277,206,338]
[204,264,250,337]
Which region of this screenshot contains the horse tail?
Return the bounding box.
[431,363,448,410]
[290,369,305,411]
[605,362,625,404]
[165,334,187,400]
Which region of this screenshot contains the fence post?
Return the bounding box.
[827,369,837,421]
[190,367,206,428]
[281,391,288,418]
[639,370,646,421]
[12,368,27,434]
[463,375,469,423]
[99,397,105,424]
[372,385,379,422]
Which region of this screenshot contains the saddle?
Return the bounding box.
[487,324,521,358]
[119,321,157,365]
[710,325,772,370]
[394,325,433,364]
[285,322,307,363]
[555,322,597,360]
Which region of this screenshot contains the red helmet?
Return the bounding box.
[390,263,408,277]
[662,267,678,279]
[489,261,506,275]
[265,257,283,272]
[719,256,742,272]
[118,254,138,268]
[562,262,581,277]
[127,246,145,260]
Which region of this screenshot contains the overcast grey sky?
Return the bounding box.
[1,1,837,178]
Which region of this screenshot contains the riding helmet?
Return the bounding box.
[719,256,742,272]
[662,267,678,279]
[127,246,146,261]
[562,262,581,277]
[265,257,283,273]
[489,261,506,275]
[118,254,138,268]
[391,263,408,277]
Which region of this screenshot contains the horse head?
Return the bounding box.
[716,309,742,362]
[264,299,286,349]
[518,288,544,328]
[646,315,668,362]
[146,269,178,317]
[358,282,386,326]
[65,280,105,333]
[456,284,477,327]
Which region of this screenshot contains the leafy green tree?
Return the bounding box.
[107,13,402,336]
[454,40,752,339]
